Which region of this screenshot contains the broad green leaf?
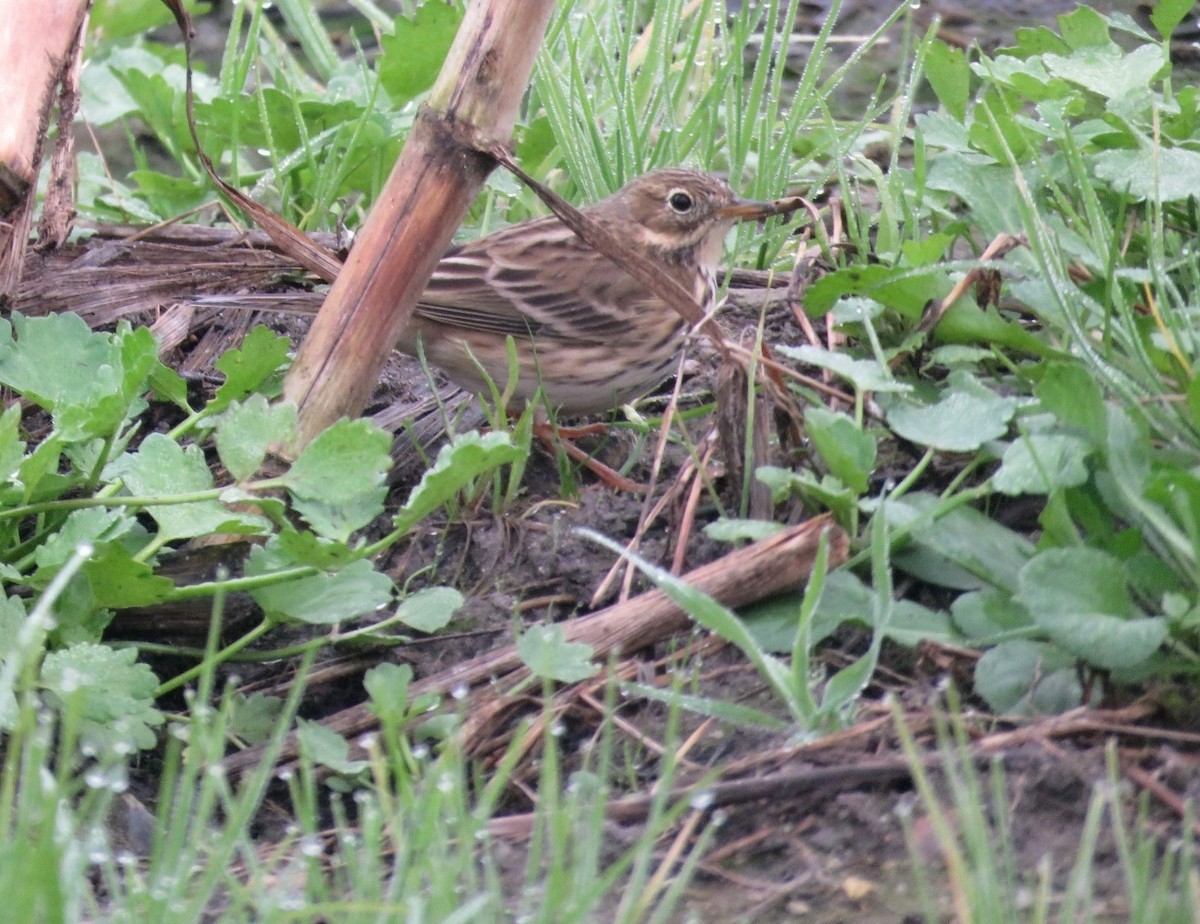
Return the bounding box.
[0,314,154,439]
[274,528,360,570]
[365,662,415,726]
[924,41,970,121]
[936,298,1062,357]
[516,625,598,683]
[377,4,463,106]
[975,640,1083,714]
[40,644,162,752]
[1017,548,1167,669]
[284,419,392,542]
[1093,146,1200,203]
[805,406,876,494]
[394,586,463,633]
[297,720,368,775]
[393,431,523,533]
[211,327,292,414]
[82,543,175,609]
[888,492,1034,593]
[1036,362,1107,445]
[1150,0,1195,39]
[756,466,859,524]
[801,263,949,320]
[744,571,953,651]
[993,432,1091,495]
[950,589,1034,641]
[775,344,910,394]
[883,373,1017,452]
[33,508,136,572]
[1043,43,1166,99]
[214,396,297,481]
[227,692,284,745]
[247,545,394,625]
[113,434,268,542]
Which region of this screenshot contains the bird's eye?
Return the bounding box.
[667,189,694,213]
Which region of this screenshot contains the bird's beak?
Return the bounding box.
[718,194,807,221]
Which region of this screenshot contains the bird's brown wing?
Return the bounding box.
[414,218,651,343]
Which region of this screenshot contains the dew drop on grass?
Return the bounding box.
[116,850,137,868]
[276,767,293,782]
[450,682,470,700]
[689,790,715,810]
[412,744,430,760]
[549,721,565,737]
[357,734,377,751]
[300,836,322,857]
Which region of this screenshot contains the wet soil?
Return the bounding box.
[71,1,1200,920]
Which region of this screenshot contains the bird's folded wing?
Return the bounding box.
[414,220,651,342]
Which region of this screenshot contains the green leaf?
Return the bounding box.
[274,528,360,570]
[377,4,463,106]
[81,543,175,609]
[974,640,1083,715]
[113,434,268,542]
[703,519,785,543]
[1093,146,1200,203]
[1150,0,1195,39]
[993,432,1091,495]
[775,345,911,394]
[516,625,599,683]
[950,589,1035,641]
[1043,43,1166,99]
[247,544,395,625]
[924,41,970,121]
[805,406,876,494]
[297,720,368,775]
[888,492,1035,593]
[247,554,396,624]
[1036,362,1107,445]
[214,396,297,481]
[882,372,1018,452]
[0,404,25,483]
[210,327,292,414]
[227,692,284,745]
[40,644,162,753]
[1017,548,1167,669]
[801,263,949,320]
[0,314,155,439]
[755,466,859,523]
[393,431,523,533]
[283,419,392,542]
[33,508,136,572]
[365,662,415,726]
[1057,6,1114,49]
[394,586,463,633]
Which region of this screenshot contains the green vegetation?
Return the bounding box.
[3,0,1199,918]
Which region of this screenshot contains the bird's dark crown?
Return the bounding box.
[586,169,737,258]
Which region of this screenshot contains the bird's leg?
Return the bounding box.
[532,421,645,493]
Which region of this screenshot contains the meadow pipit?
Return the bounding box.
[396,168,799,416]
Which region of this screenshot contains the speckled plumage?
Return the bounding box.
[396,169,784,415]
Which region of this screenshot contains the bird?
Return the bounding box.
[395,168,799,417]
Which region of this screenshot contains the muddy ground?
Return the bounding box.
[46,0,1200,920]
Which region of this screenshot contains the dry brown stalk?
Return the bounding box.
[0,0,91,293]
[283,2,556,451]
[223,514,848,778]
